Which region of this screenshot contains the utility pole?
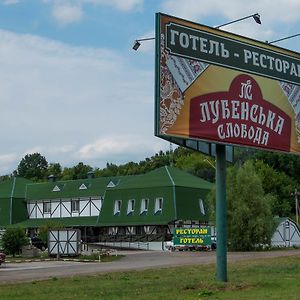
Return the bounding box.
[291,189,299,226]
[169,142,173,166]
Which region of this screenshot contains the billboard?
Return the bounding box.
[155,13,300,155]
[173,227,211,246]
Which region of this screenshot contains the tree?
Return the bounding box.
[254,151,300,181]
[226,161,275,250]
[174,151,215,182]
[17,153,48,181]
[61,162,92,180]
[2,227,29,257]
[253,160,296,217]
[47,163,62,180]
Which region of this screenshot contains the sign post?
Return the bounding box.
[216,144,227,281]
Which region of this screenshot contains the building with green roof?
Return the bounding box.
[0,166,213,245]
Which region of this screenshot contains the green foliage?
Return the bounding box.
[17,153,48,181]
[94,151,171,177]
[254,151,300,181]
[47,163,62,180]
[38,221,64,245]
[226,161,275,250]
[61,162,93,180]
[253,160,296,217]
[2,227,29,257]
[174,150,215,182]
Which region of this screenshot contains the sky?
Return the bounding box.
[0,0,300,175]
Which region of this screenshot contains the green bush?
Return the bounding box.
[2,227,29,257]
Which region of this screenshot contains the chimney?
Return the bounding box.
[87,171,95,179]
[48,175,56,182]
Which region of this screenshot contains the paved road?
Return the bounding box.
[1,249,300,284]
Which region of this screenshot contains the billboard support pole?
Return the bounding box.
[216,144,228,282]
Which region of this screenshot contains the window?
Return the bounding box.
[79,184,87,190]
[71,200,80,213]
[199,199,206,215]
[140,198,149,214]
[127,199,135,214]
[43,202,51,214]
[114,200,122,215]
[155,197,163,214]
[99,197,103,211]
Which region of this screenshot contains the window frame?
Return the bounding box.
[140,198,149,214]
[155,197,163,213]
[71,199,80,213]
[43,201,51,214]
[114,200,122,215]
[199,199,206,215]
[127,199,135,214]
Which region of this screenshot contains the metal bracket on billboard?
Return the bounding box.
[165,136,234,163]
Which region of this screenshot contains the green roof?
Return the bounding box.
[97,167,213,226]
[25,177,123,201]
[25,167,213,201]
[0,177,32,198]
[109,166,214,190]
[10,216,98,228]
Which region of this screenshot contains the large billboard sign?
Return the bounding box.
[155,13,300,155]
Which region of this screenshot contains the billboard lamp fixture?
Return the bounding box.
[216,13,261,28]
[132,37,155,50]
[268,33,300,44]
[132,13,261,51]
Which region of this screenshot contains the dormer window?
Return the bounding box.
[114,200,121,215]
[199,199,205,215]
[52,185,60,192]
[155,197,163,214]
[107,181,116,188]
[79,184,87,190]
[127,199,135,215]
[140,198,149,214]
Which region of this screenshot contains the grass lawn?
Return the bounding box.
[0,254,300,299]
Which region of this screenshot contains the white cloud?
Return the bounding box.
[0,29,168,174]
[81,0,143,12]
[0,153,19,173]
[78,135,165,160]
[52,3,84,25]
[48,0,143,25]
